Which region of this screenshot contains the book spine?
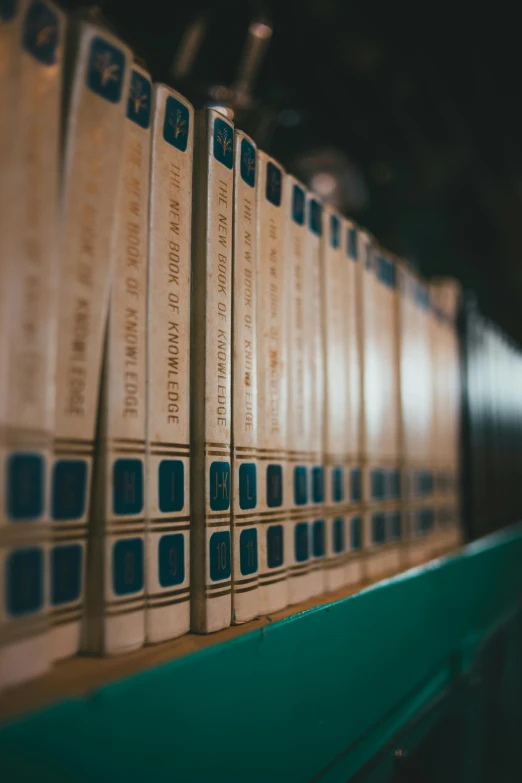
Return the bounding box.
[190,109,234,633]
[285,177,313,605]
[145,85,193,643]
[343,221,364,588]
[307,195,325,597]
[0,0,64,689]
[231,130,259,624]
[256,152,288,614]
[84,64,151,655]
[51,22,131,661]
[322,207,347,593]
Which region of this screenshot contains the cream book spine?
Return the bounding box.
[0,0,64,688]
[84,64,151,656]
[285,177,313,605]
[343,221,364,588]
[231,131,260,624]
[51,21,131,661]
[256,152,288,614]
[322,207,347,592]
[190,109,234,633]
[307,195,325,597]
[145,85,193,643]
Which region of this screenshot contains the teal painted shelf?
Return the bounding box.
[2,525,522,783]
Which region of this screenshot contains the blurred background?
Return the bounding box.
[67,0,522,344]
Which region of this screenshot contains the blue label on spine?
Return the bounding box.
[266,161,282,206]
[332,466,343,503]
[372,513,386,545]
[209,531,231,581]
[51,544,82,605]
[239,528,258,575]
[348,227,358,260]
[330,214,340,248]
[86,36,125,103]
[6,547,44,616]
[163,96,189,151]
[333,517,345,554]
[312,466,324,504]
[312,519,325,557]
[23,0,59,65]
[294,522,309,562]
[159,459,184,513]
[52,459,87,521]
[350,468,362,503]
[239,463,257,510]
[127,69,151,128]
[7,453,44,522]
[240,138,256,187]
[113,459,144,516]
[209,461,230,511]
[266,464,283,508]
[309,199,322,235]
[113,538,144,595]
[267,525,284,568]
[294,466,308,506]
[158,533,185,587]
[213,117,233,169]
[351,516,362,550]
[292,184,305,225]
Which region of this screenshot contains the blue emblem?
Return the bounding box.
[86,36,125,104]
[6,547,43,617]
[309,199,322,235]
[158,534,185,587]
[330,213,340,248]
[213,116,233,169]
[163,96,189,152]
[209,531,231,581]
[23,1,59,65]
[159,459,184,513]
[347,227,358,260]
[292,184,305,225]
[112,538,144,596]
[51,544,82,606]
[240,138,256,187]
[266,161,282,206]
[239,528,258,575]
[127,69,151,129]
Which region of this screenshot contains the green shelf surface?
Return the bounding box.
[2,525,522,783]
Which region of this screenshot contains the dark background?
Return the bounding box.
[71,0,522,343]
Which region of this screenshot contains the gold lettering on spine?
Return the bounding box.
[268,217,280,435]
[216,179,229,427]
[242,196,254,432]
[167,161,182,424]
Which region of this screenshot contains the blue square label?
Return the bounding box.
[312,519,325,558]
[332,466,344,503]
[158,533,185,587]
[127,69,151,128]
[294,522,309,563]
[163,96,189,151]
[6,547,43,617]
[239,528,258,576]
[333,517,345,554]
[350,467,361,503]
[23,0,59,65]
[113,458,144,516]
[330,213,340,248]
[372,513,386,545]
[312,466,324,504]
[209,461,230,511]
[267,525,284,569]
[292,183,305,225]
[347,227,358,260]
[239,463,256,510]
[266,161,282,206]
[158,459,184,513]
[293,465,308,506]
[7,452,44,522]
[371,469,385,501]
[351,516,362,550]
[266,464,283,508]
[112,538,144,596]
[209,531,231,581]
[213,116,233,169]
[309,199,322,235]
[389,512,402,541]
[240,137,256,187]
[86,36,125,104]
[52,459,87,521]
[51,544,82,606]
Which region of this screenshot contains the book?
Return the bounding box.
[307,194,326,597]
[145,85,193,643]
[50,20,131,661]
[190,109,234,633]
[285,176,313,605]
[256,152,288,614]
[344,220,365,588]
[322,206,347,592]
[84,63,151,656]
[0,0,64,688]
[231,130,260,624]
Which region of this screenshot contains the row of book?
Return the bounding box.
[0,1,461,690]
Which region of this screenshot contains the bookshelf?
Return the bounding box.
[1,523,521,782]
